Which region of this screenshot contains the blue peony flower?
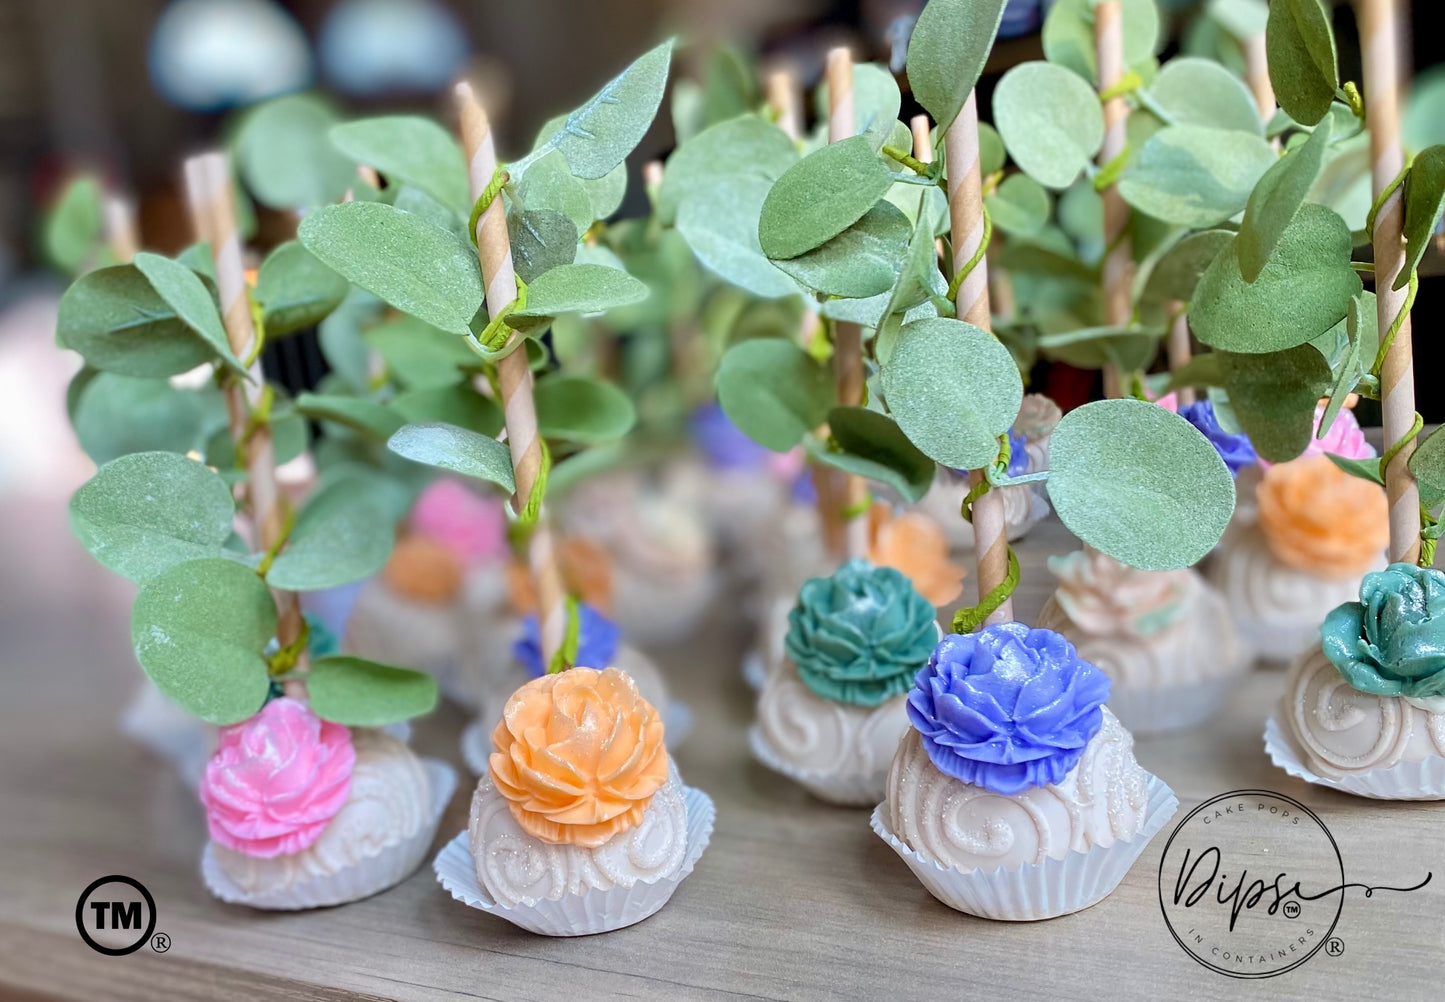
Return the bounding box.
[1321,563,1445,700]
[906,623,1111,795]
[1006,427,1030,477]
[689,402,770,472]
[1179,400,1257,477]
[513,603,621,677]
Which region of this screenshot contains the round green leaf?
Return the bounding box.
[329,116,469,216]
[534,374,637,444]
[390,384,503,438]
[676,177,798,299]
[658,113,797,224]
[1237,115,1332,282]
[1047,399,1235,570]
[1265,0,1338,127]
[1408,426,1445,509]
[1191,203,1361,353]
[71,452,236,583]
[979,122,1006,177]
[363,315,476,390]
[43,175,104,275]
[1218,345,1332,463]
[758,136,894,259]
[508,209,579,284]
[57,265,219,377]
[1043,0,1159,85]
[772,201,911,298]
[1399,145,1445,290]
[234,93,356,210]
[1118,125,1277,228]
[386,422,516,492]
[266,480,394,592]
[993,62,1105,191]
[513,263,650,319]
[307,656,438,726]
[133,252,245,374]
[516,151,595,233]
[1140,230,1233,310]
[72,373,226,466]
[986,174,1053,237]
[715,338,834,452]
[906,0,1009,134]
[880,317,1022,471]
[1146,57,1264,134]
[255,241,349,338]
[808,407,936,503]
[131,558,276,724]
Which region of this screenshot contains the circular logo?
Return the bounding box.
[1158,791,1344,979]
[75,876,158,956]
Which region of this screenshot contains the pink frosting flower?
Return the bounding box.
[1150,391,1180,413]
[409,479,507,564]
[200,698,355,858]
[1259,407,1377,469]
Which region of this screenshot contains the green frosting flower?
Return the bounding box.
[1321,563,1445,700]
[784,559,938,707]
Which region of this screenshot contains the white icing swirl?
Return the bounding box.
[468,764,688,907]
[756,658,910,779]
[212,730,430,896]
[1280,644,1445,778]
[886,707,1149,873]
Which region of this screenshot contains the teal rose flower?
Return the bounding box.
[784,559,938,707]
[1321,563,1445,700]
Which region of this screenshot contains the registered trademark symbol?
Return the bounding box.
[1283,901,1301,919]
[151,932,170,954]
[1326,938,1345,957]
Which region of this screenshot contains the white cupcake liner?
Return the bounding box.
[433,785,715,936]
[202,758,458,910]
[741,649,769,692]
[1263,715,1445,801]
[461,701,694,775]
[870,772,1178,921]
[1107,674,1238,736]
[748,725,887,807]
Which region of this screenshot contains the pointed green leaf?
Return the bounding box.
[307,656,438,726]
[1399,145,1445,290]
[234,93,356,210]
[1218,345,1332,462]
[43,175,104,275]
[58,265,221,377]
[513,263,649,318]
[1328,453,1385,486]
[677,177,798,298]
[253,240,349,338]
[329,116,470,216]
[1047,399,1235,570]
[807,407,936,502]
[266,480,395,591]
[906,0,1009,134]
[993,62,1105,190]
[1238,115,1331,282]
[759,136,894,258]
[133,252,246,374]
[131,558,275,724]
[517,150,595,233]
[1408,426,1445,508]
[508,209,578,283]
[1117,125,1277,228]
[386,422,516,492]
[715,338,834,451]
[1140,230,1233,312]
[773,201,911,298]
[1316,290,1377,438]
[1266,0,1338,126]
[295,392,406,439]
[534,374,637,444]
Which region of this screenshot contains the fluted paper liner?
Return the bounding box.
[871,772,1178,921]
[202,758,457,910]
[433,785,714,936]
[1107,674,1236,736]
[749,724,886,807]
[1264,715,1445,801]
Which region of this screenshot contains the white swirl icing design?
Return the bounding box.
[886,707,1148,873]
[756,658,910,779]
[212,730,431,896]
[1281,644,1445,778]
[468,763,688,907]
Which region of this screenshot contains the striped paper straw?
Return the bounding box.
[456,81,569,663]
[1243,33,1277,127]
[102,195,139,264]
[1095,0,1131,399]
[766,68,803,142]
[944,94,1013,626]
[1361,0,1421,563]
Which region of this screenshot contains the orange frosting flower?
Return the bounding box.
[489,668,669,847]
[507,535,614,615]
[867,504,965,606]
[384,535,463,603]
[1257,455,1388,578]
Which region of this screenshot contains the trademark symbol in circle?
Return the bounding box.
[1283,901,1301,919]
[74,875,157,957]
[1326,938,1345,957]
[151,932,171,953]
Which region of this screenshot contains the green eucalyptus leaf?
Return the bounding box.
[508,209,579,283]
[822,292,890,329]
[391,384,503,438]
[514,263,649,318]
[1038,325,1160,371]
[993,62,1105,190]
[658,113,797,224]
[318,287,382,392]
[1399,145,1445,290]
[1140,230,1233,312]
[298,201,483,336]
[205,404,309,472]
[255,241,349,337]
[881,317,1022,470]
[1117,125,1276,228]
[534,374,637,444]
[1219,345,1332,462]
[386,422,515,492]
[43,175,104,275]
[393,185,467,242]
[986,173,1053,237]
[307,656,438,725]
[234,93,355,210]
[715,338,834,451]
[133,252,246,374]
[979,122,1006,176]
[1408,426,1445,508]
[265,480,395,591]
[1047,399,1235,570]
[906,0,1009,134]
[177,242,217,284]
[1266,0,1338,126]
[1146,57,1264,134]
[70,452,236,583]
[816,63,902,152]
[772,201,911,298]
[72,373,226,465]
[295,392,406,439]
[516,150,595,233]
[1043,0,1159,85]
[1191,204,1361,353]
[758,136,894,258]
[677,177,798,298]
[1328,453,1385,486]
[808,406,936,502]
[364,314,476,390]
[1317,291,1377,435]
[131,558,275,724]
[57,265,221,377]
[1237,114,1332,282]
[329,116,470,216]
[1405,67,1445,152]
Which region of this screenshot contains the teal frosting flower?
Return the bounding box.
[1321,563,1445,700]
[784,559,938,707]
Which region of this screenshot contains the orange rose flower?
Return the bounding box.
[1257,455,1388,578]
[507,535,614,615]
[384,535,463,603]
[489,668,669,847]
[867,504,965,606]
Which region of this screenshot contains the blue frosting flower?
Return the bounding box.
[689,403,770,472]
[1179,400,1256,477]
[906,623,1111,795]
[1006,427,1030,477]
[1321,563,1445,700]
[513,603,621,677]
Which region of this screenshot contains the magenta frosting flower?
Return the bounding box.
[906,624,1110,795]
[200,698,355,858]
[409,479,507,564]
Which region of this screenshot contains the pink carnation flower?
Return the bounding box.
[200,698,355,858]
[409,479,507,564]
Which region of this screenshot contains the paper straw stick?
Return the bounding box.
[102,195,139,264]
[1167,305,1196,406]
[1095,0,1131,399]
[944,94,1013,626]
[1361,0,1421,563]
[1243,33,1277,126]
[456,81,568,663]
[825,47,870,560]
[766,68,803,142]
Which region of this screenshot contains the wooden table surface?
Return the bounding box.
[2,492,1442,1002]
